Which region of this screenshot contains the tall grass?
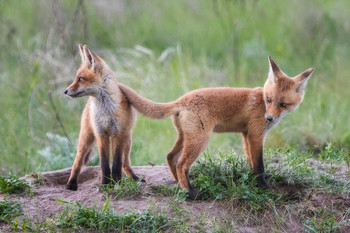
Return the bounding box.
[0,0,349,175]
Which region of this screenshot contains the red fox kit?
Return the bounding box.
[65,45,142,191]
[119,57,314,199]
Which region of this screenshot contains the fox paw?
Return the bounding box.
[257,176,269,189]
[139,178,146,183]
[66,182,78,191]
[133,175,146,183]
[187,189,203,200]
[102,179,111,185]
[257,180,269,189]
[263,173,273,178]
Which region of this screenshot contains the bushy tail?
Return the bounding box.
[118,83,175,119]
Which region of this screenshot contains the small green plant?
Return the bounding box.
[319,142,348,162]
[27,165,47,185]
[268,146,349,194]
[151,185,188,200]
[302,215,341,233]
[55,198,174,232]
[0,174,31,194]
[98,177,142,200]
[10,219,29,231]
[0,199,23,223]
[190,152,284,208]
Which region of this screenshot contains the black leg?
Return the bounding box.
[66,178,78,191]
[100,149,111,185]
[256,151,268,189]
[185,170,203,200]
[112,147,122,182]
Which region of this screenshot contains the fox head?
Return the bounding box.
[263,56,314,124]
[64,45,107,98]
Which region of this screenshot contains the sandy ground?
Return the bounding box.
[1,162,350,232]
[0,165,227,232]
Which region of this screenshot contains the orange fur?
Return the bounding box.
[119,56,314,199]
[65,45,142,191]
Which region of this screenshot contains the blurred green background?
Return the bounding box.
[0,0,349,175]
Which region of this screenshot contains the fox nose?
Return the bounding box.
[64,90,68,95]
[265,114,273,122]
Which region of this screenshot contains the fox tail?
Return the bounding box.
[118,83,175,119]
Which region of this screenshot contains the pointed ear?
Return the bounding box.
[268,56,283,84]
[294,67,314,93]
[78,44,85,63]
[82,45,96,70]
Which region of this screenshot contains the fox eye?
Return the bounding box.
[280,103,287,108]
[267,97,272,103]
[78,77,84,82]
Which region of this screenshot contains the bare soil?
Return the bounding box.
[1,165,349,232]
[0,166,227,232]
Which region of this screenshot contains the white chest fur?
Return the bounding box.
[90,89,120,136]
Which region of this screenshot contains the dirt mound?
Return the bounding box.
[19,166,221,218]
[1,165,349,232]
[0,166,227,231]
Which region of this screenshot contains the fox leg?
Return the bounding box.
[96,136,111,185]
[247,134,268,188]
[167,113,185,182]
[117,134,143,182]
[110,136,123,182]
[241,132,253,168]
[176,133,210,200]
[167,136,184,182]
[66,120,95,191]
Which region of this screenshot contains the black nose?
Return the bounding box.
[266,116,273,122]
[64,90,68,95]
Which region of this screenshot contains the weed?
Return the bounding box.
[302,212,346,233]
[98,177,142,200]
[0,199,23,223]
[151,185,188,201]
[0,174,31,194]
[319,142,349,163]
[55,197,175,232]
[27,166,47,185]
[268,146,350,195]
[167,197,191,232]
[190,152,284,209]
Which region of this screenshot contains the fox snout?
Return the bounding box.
[264,113,274,122]
[64,88,74,97]
[64,88,84,98]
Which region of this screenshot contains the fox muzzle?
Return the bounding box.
[264,113,274,122]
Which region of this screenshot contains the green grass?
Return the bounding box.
[189,148,349,200]
[0,0,349,176]
[0,199,23,223]
[151,185,188,201]
[99,177,143,200]
[302,210,349,233]
[0,174,31,195]
[0,146,349,231]
[53,198,175,232]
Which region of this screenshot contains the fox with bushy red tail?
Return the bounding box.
[65,45,143,191]
[119,57,314,200]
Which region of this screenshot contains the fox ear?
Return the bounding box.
[294,67,314,93]
[82,45,96,70]
[78,44,85,63]
[267,56,283,84]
